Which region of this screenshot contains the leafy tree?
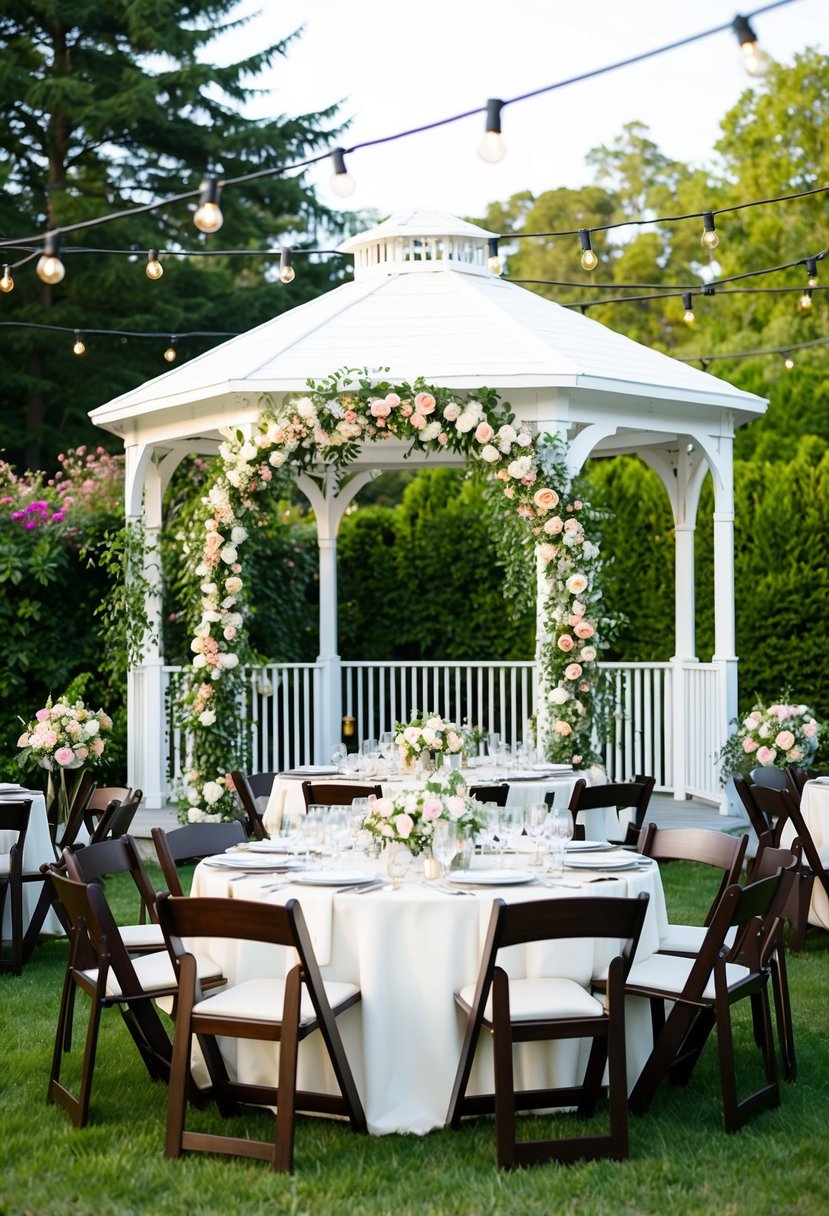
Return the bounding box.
[0,1,345,468]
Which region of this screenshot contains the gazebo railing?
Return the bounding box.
[161,657,724,802]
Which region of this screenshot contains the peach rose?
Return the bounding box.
[553,720,572,737]
[565,663,583,681]
[474,421,494,443]
[755,746,776,765]
[370,399,391,418]
[775,730,795,751]
[557,634,575,652]
[544,516,564,535]
[538,543,557,563]
[409,412,426,430]
[414,392,436,414]
[574,621,594,639]
[533,487,560,511]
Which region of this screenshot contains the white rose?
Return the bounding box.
[192,654,207,668]
[83,719,100,737]
[231,526,248,544]
[220,545,238,564]
[480,444,501,463]
[202,780,224,805]
[507,455,533,479]
[221,653,239,669]
[549,687,570,705]
[420,421,442,442]
[269,451,286,467]
[198,710,217,726]
[238,441,257,462]
[455,411,476,434]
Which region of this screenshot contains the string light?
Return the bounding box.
[163,338,178,362]
[486,238,502,276]
[72,331,86,356]
[578,230,598,272]
[479,98,506,163]
[701,212,720,250]
[146,249,163,280]
[330,148,356,198]
[682,293,696,324]
[278,247,296,284]
[783,353,795,369]
[0,265,13,293]
[36,233,66,285]
[732,14,771,77]
[806,257,818,288]
[799,287,813,311]
[193,178,224,234]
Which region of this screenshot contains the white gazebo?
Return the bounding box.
[90,208,766,811]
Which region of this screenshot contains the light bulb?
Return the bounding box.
[733,15,771,78]
[163,342,177,363]
[146,250,163,280]
[784,356,795,370]
[799,290,813,311]
[682,293,695,325]
[580,248,598,272]
[193,178,223,233]
[72,334,86,356]
[701,212,719,250]
[279,247,295,283]
[486,238,502,275]
[36,234,65,285]
[0,265,13,293]
[808,274,819,289]
[478,98,506,163]
[330,148,356,198]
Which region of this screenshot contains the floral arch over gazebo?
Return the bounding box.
[183,371,605,821]
[89,207,769,813]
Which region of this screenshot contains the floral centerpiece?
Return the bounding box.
[17,696,113,821]
[361,769,485,857]
[718,697,820,783]
[395,711,464,769]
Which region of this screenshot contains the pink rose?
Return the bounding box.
[409,411,426,430]
[344,410,357,423]
[375,797,395,818]
[438,432,448,445]
[54,746,76,767]
[565,663,583,681]
[447,796,466,820]
[394,812,415,839]
[90,737,105,756]
[580,646,597,662]
[774,730,795,751]
[742,737,759,754]
[422,798,443,821]
[35,708,50,722]
[544,516,564,535]
[17,732,29,747]
[400,402,413,417]
[533,488,559,511]
[557,634,575,652]
[414,392,436,415]
[370,399,391,418]
[538,543,557,563]
[443,403,461,422]
[574,621,594,639]
[755,746,777,765]
[474,422,494,444]
[385,393,400,407]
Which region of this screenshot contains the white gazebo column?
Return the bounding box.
[124,442,166,810]
[296,468,378,761]
[710,429,738,814]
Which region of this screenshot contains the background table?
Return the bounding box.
[784,780,829,929]
[189,851,667,1135]
[0,788,62,939]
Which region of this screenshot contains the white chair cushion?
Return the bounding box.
[624,952,751,1002]
[82,949,223,998]
[118,923,166,951]
[658,923,738,955]
[192,976,359,1024]
[459,976,604,1022]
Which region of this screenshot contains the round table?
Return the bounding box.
[783,780,829,929]
[0,787,62,940]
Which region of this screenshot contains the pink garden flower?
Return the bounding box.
[557,634,575,652]
[755,746,777,765]
[54,746,76,767]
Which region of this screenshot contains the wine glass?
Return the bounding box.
[544,805,574,876]
[379,731,397,775]
[486,733,500,767]
[331,741,347,772]
[432,819,459,880]
[499,805,526,864]
[527,803,549,866]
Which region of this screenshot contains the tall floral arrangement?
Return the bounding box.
[361,770,486,856]
[718,697,820,783]
[176,370,608,822]
[17,696,112,772]
[395,712,464,762]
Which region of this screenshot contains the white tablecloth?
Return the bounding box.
[784,780,829,929]
[189,852,667,1135]
[0,789,62,939]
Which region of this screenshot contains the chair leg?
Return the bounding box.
[273,965,302,1173]
[628,1002,698,1116]
[787,873,814,952]
[48,966,78,1106]
[606,967,629,1160]
[713,991,740,1133]
[165,956,197,1159]
[491,969,517,1171]
[769,951,796,1082]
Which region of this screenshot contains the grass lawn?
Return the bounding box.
[1,858,828,1216]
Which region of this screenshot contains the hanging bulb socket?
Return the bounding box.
[783,354,795,370]
[578,229,598,271]
[146,249,164,280]
[682,293,696,325]
[486,238,502,276]
[163,337,178,363]
[799,288,814,311]
[479,98,506,163]
[0,264,13,293]
[330,148,356,198]
[732,15,771,77]
[701,212,720,250]
[36,233,66,285]
[193,178,224,233]
[72,331,86,357]
[806,257,818,289]
[279,247,296,284]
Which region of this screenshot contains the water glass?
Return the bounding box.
[527,803,549,866]
[432,819,460,879]
[331,742,347,771]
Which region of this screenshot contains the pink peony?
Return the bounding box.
[54,746,76,767]
[774,730,795,751]
[414,392,436,415]
[755,746,777,765]
[474,422,494,444]
[35,708,50,722]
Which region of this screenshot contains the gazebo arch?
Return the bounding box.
[90,208,767,812]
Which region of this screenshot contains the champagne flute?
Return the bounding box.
[432,819,459,880]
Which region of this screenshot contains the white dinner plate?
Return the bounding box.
[565,840,615,852]
[202,853,304,871]
[231,840,291,854]
[283,765,339,776]
[565,856,639,871]
[450,870,536,886]
[288,871,380,886]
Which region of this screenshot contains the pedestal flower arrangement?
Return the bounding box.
[17,696,113,821]
[718,697,820,783]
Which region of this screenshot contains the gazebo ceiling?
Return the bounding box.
[90,208,766,450]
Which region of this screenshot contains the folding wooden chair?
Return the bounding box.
[230,770,271,839]
[151,821,247,897]
[737,780,817,950]
[64,835,164,953]
[83,785,130,836]
[88,789,143,845]
[447,894,650,1168]
[747,842,800,1082]
[625,872,783,1133]
[157,892,366,1173]
[0,798,36,974]
[300,781,382,808]
[468,783,510,806]
[47,869,223,1127]
[564,777,655,842]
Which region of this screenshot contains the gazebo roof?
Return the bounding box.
[90,208,766,441]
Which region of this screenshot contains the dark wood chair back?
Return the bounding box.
[301,781,383,808]
[157,892,366,1171]
[567,777,655,842]
[636,824,748,926]
[468,783,509,806]
[447,893,650,1167]
[88,789,143,844]
[151,821,247,897]
[64,833,159,927]
[229,770,268,839]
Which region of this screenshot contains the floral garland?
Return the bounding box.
[178,370,607,823]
